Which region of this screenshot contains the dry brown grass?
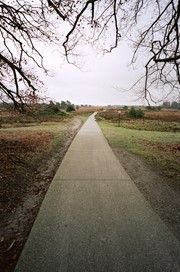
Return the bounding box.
[73,107,102,115]
[144,109,180,122]
[98,109,180,122]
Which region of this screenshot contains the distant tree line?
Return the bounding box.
[161,101,179,110]
[42,100,75,113]
[145,101,179,110]
[0,100,76,114]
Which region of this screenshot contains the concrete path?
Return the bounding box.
[15,114,180,272]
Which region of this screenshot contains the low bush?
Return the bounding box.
[66,105,75,112]
[40,103,67,116]
[126,107,144,118]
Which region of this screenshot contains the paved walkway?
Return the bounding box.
[15,114,180,272]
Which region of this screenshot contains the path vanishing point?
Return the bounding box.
[15,113,180,272]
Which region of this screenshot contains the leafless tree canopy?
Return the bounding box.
[129,0,180,102]
[0,0,179,109]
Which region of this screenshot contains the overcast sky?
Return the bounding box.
[41,40,145,106]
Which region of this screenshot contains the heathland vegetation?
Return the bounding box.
[97,108,180,179]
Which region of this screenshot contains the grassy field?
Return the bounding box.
[98,119,180,179]
[119,119,180,132]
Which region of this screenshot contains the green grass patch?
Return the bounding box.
[120,119,180,132]
[98,120,180,179]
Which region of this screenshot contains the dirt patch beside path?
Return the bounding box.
[113,147,180,242]
[0,117,82,272]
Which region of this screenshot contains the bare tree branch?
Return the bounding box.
[0,0,179,109]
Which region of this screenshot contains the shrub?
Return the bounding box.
[136,109,145,118]
[128,107,137,117]
[40,102,67,116]
[126,107,144,118]
[123,105,128,110]
[42,103,60,114]
[66,105,75,112]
